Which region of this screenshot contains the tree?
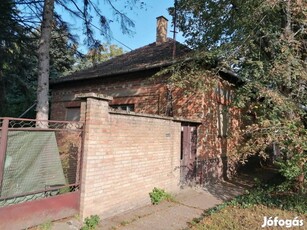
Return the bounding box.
[49,25,79,79]
[0,0,79,117]
[14,0,144,122]
[36,0,55,122]
[68,43,124,72]
[0,0,37,117]
[3,25,78,118]
[172,0,306,191]
[86,43,124,66]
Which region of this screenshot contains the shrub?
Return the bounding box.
[81,215,100,230]
[149,187,174,205]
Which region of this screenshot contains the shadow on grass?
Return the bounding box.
[186,166,306,229]
[203,165,280,202]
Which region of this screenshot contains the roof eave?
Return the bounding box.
[50,61,177,85]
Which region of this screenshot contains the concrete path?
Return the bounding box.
[51,181,245,230]
[99,182,245,230]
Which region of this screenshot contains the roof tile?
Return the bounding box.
[52,39,191,84]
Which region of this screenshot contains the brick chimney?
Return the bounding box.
[156,16,168,45]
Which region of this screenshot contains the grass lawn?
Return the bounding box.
[189,204,307,230]
[188,167,307,230]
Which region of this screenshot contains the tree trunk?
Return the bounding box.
[0,78,7,117]
[36,0,55,125]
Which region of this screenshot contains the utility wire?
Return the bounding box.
[18,0,134,51]
[88,22,133,51]
[19,102,37,118]
[57,0,134,51]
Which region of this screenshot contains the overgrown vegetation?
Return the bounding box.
[37,221,52,230]
[149,187,175,205]
[189,205,306,230]
[171,0,307,193]
[81,215,100,230]
[188,174,307,229]
[209,186,307,215]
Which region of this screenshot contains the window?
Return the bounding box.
[110,104,135,112]
[65,107,80,121]
[217,104,229,137]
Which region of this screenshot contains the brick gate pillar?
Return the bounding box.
[76,93,113,219]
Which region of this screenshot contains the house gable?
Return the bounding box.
[50,16,242,183]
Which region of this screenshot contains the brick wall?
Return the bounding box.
[50,70,167,120]
[50,71,241,183]
[78,93,181,219]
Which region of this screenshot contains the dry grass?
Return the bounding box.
[189,205,307,230]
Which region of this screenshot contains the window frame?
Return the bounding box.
[65,107,81,121]
[110,104,135,112]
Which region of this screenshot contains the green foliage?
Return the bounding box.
[208,191,299,217]
[37,221,52,230]
[276,154,307,193]
[236,188,306,214]
[205,184,307,217]
[120,220,130,226]
[173,0,307,192]
[0,0,36,117]
[48,28,78,79]
[0,0,79,117]
[5,0,144,119]
[81,215,100,230]
[190,202,307,230]
[149,187,174,205]
[58,186,71,194]
[65,43,124,74]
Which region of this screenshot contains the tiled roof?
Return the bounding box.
[52,39,191,84]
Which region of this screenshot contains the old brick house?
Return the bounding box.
[50,16,241,183]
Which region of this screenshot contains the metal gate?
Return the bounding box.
[0,117,83,230]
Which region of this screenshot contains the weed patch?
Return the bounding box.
[190,205,307,230]
[149,187,175,205]
[189,181,306,229]
[81,215,100,230]
[37,221,52,230]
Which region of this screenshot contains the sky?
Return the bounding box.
[56,0,186,53]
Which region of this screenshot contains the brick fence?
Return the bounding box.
[77,93,182,219]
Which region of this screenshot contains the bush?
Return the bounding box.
[81,215,100,230]
[149,187,174,205]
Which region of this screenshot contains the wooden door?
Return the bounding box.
[180,124,197,185]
